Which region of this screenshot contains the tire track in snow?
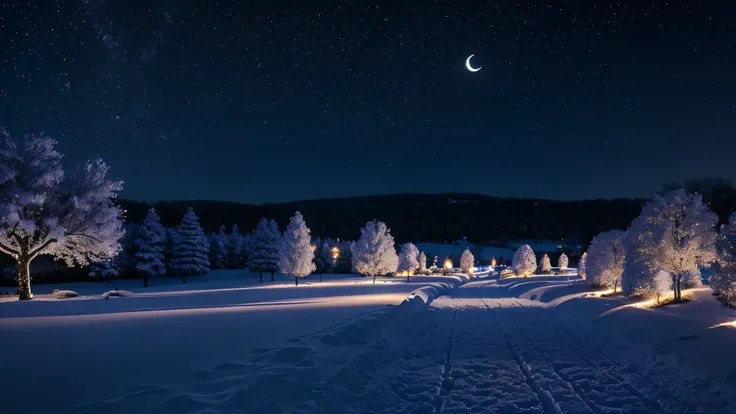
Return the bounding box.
[434,309,457,414]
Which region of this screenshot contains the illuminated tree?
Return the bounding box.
[578,252,587,279]
[397,242,420,281]
[352,220,398,283]
[539,254,552,273]
[587,230,626,291]
[460,248,475,274]
[512,245,537,277]
[418,251,427,274]
[0,130,124,299]
[558,253,569,270]
[278,211,315,285]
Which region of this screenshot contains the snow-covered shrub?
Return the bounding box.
[418,251,427,274]
[558,253,569,270]
[134,208,167,287]
[587,230,626,291]
[351,220,398,283]
[249,218,281,281]
[170,208,210,282]
[626,190,717,301]
[0,130,124,300]
[459,248,475,274]
[397,243,420,279]
[682,268,703,288]
[278,212,315,285]
[499,268,514,278]
[102,289,133,299]
[52,289,78,298]
[578,252,587,279]
[538,254,552,273]
[511,245,536,277]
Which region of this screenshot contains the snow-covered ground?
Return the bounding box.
[29,273,736,414]
[0,270,472,414]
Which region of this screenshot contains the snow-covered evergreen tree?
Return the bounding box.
[539,254,552,273]
[89,252,121,280]
[223,224,244,269]
[208,225,227,269]
[626,189,717,301]
[418,251,427,274]
[249,218,281,282]
[578,252,587,279]
[397,242,420,281]
[134,208,167,287]
[278,211,315,285]
[711,213,736,306]
[351,220,399,283]
[336,240,354,273]
[587,230,627,291]
[558,253,569,270]
[460,248,475,274]
[170,207,210,283]
[511,245,536,277]
[320,240,337,272]
[0,130,124,300]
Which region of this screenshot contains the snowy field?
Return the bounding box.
[15,272,735,414]
[0,270,471,414]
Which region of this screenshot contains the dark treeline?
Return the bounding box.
[120,193,646,247]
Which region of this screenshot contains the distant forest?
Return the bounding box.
[119,178,736,248]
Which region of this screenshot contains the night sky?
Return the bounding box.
[1,1,734,204]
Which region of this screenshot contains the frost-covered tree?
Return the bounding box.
[223,224,244,269]
[711,213,736,305]
[134,208,167,287]
[682,268,703,288]
[578,252,587,279]
[626,190,717,301]
[278,211,315,285]
[460,248,475,274]
[511,245,537,277]
[558,253,569,270]
[539,254,552,273]
[0,130,124,300]
[653,270,673,304]
[208,225,227,269]
[352,220,399,283]
[397,242,420,281]
[88,253,121,280]
[249,218,281,282]
[418,251,427,274]
[587,230,626,291]
[170,207,210,283]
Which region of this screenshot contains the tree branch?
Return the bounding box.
[0,241,19,257]
[28,238,57,259]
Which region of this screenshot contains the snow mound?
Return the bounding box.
[51,289,79,298]
[101,289,133,299]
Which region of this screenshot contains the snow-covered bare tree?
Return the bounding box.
[351,220,399,283]
[578,252,587,279]
[626,190,717,301]
[558,253,569,270]
[511,245,537,277]
[134,208,167,287]
[208,225,227,269]
[0,131,124,299]
[223,224,244,269]
[397,242,420,281]
[170,207,210,283]
[418,251,427,274]
[248,218,281,282]
[539,254,552,273]
[278,211,315,285]
[460,248,475,274]
[587,230,626,291]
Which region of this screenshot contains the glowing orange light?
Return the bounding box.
[331,246,339,260]
[443,258,453,269]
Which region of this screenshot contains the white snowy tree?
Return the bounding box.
[711,213,736,305]
[223,224,244,269]
[587,230,627,291]
[653,270,673,304]
[558,253,569,270]
[249,218,281,282]
[351,220,399,283]
[0,131,124,299]
[170,207,210,283]
[626,190,717,301]
[208,225,227,269]
[278,211,315,285]
[397,242,420,281]
[418,251,427,274]
[578,252,587,279]
[460,248,475,274]
[511,245,537,277]
[134,208,167,287]
[539,254,552,273]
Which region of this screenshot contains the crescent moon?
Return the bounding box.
[465,54,481,72]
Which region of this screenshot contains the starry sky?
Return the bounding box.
[1,0,735,204]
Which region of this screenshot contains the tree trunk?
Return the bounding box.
[373,274,377,284]
[319,273,322,282]
[614,279,619,294]
[17,253,32,300]
[295,276,298,286]
[270,271,274,282]
[259,271,263,283]
[407,273,410,282]
[676,274,683,301]
[143,276,149,288]
[182,274,187,284]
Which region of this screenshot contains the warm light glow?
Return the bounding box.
[331,246,339,260]
[443,258,453,269]
[311,245,316,252]
[469,266,477,274]
[712,320,736,329]
[490,258,497,267]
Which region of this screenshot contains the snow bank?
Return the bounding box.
[101,289,133,299]
[51,289,79,298]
